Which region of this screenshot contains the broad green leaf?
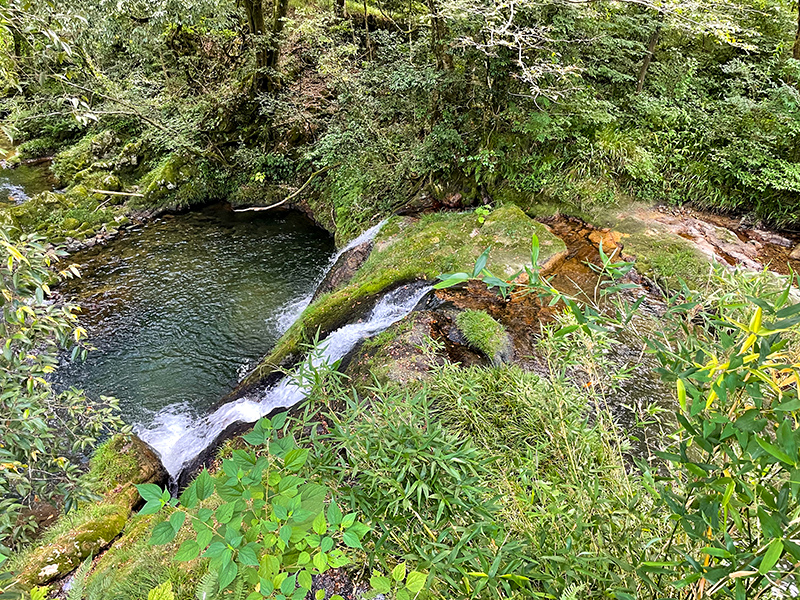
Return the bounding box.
[327,501,342,526]
[405,571,426,594]
[313,552,327,573]
[370,575,391,594]
[392,562,407,582]
[342,531,361,549]
[238,544,259,567]
[216,502,236,524]
[284,448,309,473]
[759,539,784,575]
[219,559,238,589]
[169,511,186,532]
[136,483,164,503]
[174,540,200,562]
[150,521,178,546]
[312,511,327,535]
[195,470,215,501]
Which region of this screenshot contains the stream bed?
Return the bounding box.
[56,205,335,430]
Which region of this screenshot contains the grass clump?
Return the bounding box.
[455,309,508,363]
[293,346,667,599]
[86,436,140,495]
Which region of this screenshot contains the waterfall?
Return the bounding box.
[271,220,386,334]
[138,281,430,479]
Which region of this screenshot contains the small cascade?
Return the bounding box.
[139,281,430,479]
[270,220,386,335]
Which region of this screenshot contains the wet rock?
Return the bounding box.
[312,241,373,302]
[101,174,122,192]
[442,192,463,208]
[15,505,127,587]
[345,311,449,387]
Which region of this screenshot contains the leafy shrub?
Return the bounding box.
[139,412,369,599]
[647,270,800,597]
[0,228,126,552]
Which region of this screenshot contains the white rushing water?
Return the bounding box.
[138,281,430,479]
[270,220,387,335]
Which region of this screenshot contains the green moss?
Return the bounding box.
[245,205,565,382]
[51,133,94,182]
[456,310,508,362]
[85,511,200,600]
[0,183,126,241]
[13,504,128,586]
[136,154,224,209]
[87,435,140,495]
[615,217,712,290]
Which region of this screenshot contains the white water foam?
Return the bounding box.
[139,282,430,478]
[269,220,387,335]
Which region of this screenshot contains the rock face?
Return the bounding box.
[312,240,373,302]
[15,506,128,587]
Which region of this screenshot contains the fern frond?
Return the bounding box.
[66,556,93,600]
[230,577,245,600]
[560,582,586,600]
[195,570,220,600]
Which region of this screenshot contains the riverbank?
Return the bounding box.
[4,180,800,599]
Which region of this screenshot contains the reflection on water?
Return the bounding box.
[55,205,335,428]
[0,137,56,202]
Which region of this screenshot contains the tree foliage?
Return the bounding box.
[0,228,126,552]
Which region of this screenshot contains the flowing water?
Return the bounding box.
[140,282,431,478]
[56,205,336,429]
[0,137,56,202]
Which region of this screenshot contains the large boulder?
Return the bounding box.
[88,434,169,511]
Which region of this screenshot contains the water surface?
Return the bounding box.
[56,205,335,427]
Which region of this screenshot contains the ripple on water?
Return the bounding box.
[55,205,335,428]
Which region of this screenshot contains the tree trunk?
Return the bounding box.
[334,0,345,19]
[794,3,800,60]
[636,17,662,94]
[427,0,453,70]
[241,0,269,91]
[264,0,289,71]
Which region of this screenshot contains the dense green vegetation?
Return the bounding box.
[2,0,800,237]
[0,232,126,552]
[3,0,800,598]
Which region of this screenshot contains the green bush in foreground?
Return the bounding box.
[646,270,800,597]
[138,412,375,600]
[0,228,125,553]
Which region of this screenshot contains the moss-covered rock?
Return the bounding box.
[138,154,204,208]
[51,134,95,183]
[88,434,168,507]
[15,505,128,587]
[613,216,712,290]
[244,204,565,384]
[455,309,512,365]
